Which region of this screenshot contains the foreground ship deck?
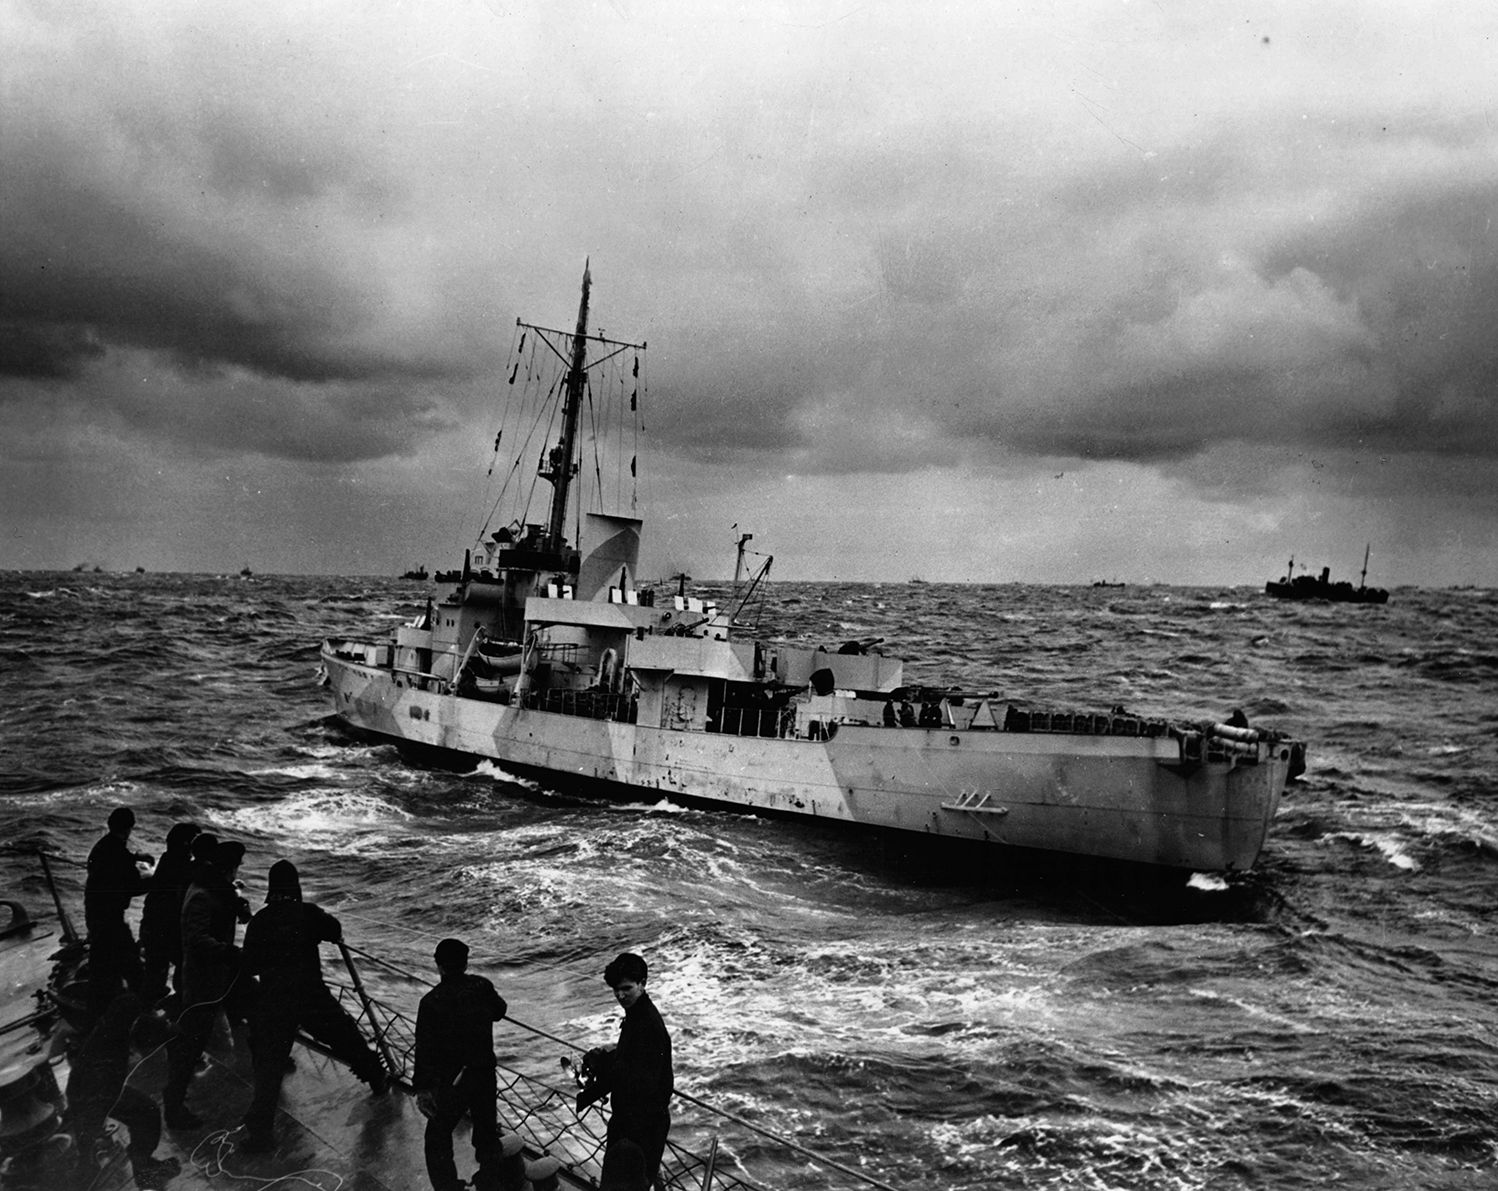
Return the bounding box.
[0,849,893,1191]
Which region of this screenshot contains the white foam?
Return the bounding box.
[1323,830,1419,871]
[628,797,691,815]
[6,781,141,810]
[467,759,543,790]
[650,929,1063,1070]
[1187,987,1314,1033]
[1400,805,1498,856]
[218,789,413,841]
[245,761,346,781]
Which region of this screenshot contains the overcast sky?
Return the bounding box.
[4,1,1496,586]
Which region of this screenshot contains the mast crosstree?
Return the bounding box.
[520,262,646,552]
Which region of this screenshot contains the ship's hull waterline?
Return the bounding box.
[321,650,1291,872]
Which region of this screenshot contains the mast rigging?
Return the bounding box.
[515,262,646,552]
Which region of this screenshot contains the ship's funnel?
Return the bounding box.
[577,513,642,602]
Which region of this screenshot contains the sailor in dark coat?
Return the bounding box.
[596,1138,648,1191]
[580,952,673,1188]
[162,834,253,1129]
[83,806,151,1018]
[413,937,509,1191]
[239,859,386,1150]
[65,989,181,1188]
[139,821,201,1004]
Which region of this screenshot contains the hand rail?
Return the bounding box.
[34,849,81,945]
[339,942,904,1191]
[703,1137,719,1191]
[1,845,81,944]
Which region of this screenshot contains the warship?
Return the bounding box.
[321,266,1304,874]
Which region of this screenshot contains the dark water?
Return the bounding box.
[2,573,1495,1190]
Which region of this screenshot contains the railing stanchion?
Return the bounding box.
[338,939,401,1080]
[703,1136,719,1191]
[35,849,79,944]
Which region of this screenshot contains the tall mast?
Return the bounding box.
[1360,543,1371,588]
[515,262,643,556]
[542,262,591,548]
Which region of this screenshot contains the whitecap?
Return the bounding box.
[245,761,347,781]
[217,789,414,839]
[1322,830,1419,871]
[629,797,691,815]
[466,759,544,790]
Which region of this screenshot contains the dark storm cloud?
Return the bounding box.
[0,322,106,380]
[153,381,459,466]
[1262,172,1498,460]
[0,127,453,386]
[1053,117,1498,471]
[0,0,489,470]
[4,0,1496,583]
[636,109,1498,502]
[53,351,460,465]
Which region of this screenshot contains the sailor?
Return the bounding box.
[239,859,387,1151]
[162,835,253,1130]
[83,806,152,1018]
[65,989,182,1189]
[597,1138,648,1191]
[139,821,201,1005]
[577,952,674,1189]
[413,937,509,1191]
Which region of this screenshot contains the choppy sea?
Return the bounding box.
[2,572,1495,1190]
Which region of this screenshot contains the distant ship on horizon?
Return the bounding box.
[1265,545,1389,605]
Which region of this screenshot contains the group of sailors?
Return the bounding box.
[882,697,946,728]
[71,806,673,1191]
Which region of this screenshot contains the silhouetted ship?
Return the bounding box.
[321,265,1303,874]
[1265,545,1389,605]
[400,566,430,581]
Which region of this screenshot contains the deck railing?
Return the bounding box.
[712,706,795,739]
[334,942,900,1191]
[521,688,637,723]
